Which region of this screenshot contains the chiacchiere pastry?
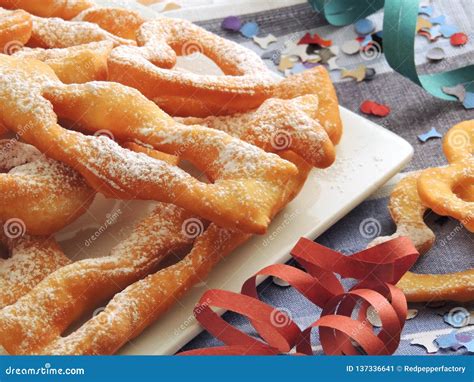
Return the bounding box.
[370,121,474,302]
[0,3,344,354]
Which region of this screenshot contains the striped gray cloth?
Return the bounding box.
[180,0,474,355]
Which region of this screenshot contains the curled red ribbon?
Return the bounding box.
[179,236,419,355]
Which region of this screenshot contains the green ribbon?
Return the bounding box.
[309,0,474,100]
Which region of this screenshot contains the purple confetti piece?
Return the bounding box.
[436,330,464,350]
[221,16,242,32]
[303,61,320,69]
[455,332,473,343]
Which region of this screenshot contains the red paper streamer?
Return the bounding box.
[179,237,419,356]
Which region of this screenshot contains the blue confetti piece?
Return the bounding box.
[290,62,307,75]
[436,330,463,350]
[361,34,373,47]
[261,49,281,65]
[417,127,443,142]
[354,18,375,35]
[439,24,459,38]
[240,22,259,38]
[419,5,433,17]
[462,340,474,353]
[430,15,446,25]
[428,25,441,40]
[463,92,474,109]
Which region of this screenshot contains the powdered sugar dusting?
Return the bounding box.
[31,15,135,48]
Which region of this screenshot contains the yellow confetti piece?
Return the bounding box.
[137,0,163,5]
[161,2,181,12]
[278,55,296,72]
[341,65,366,82]
[416,16,432,32]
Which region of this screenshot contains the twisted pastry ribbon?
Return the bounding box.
[180,237,419,355]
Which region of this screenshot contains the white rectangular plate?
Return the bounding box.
[57,106,413,355]
[55,0,413,355]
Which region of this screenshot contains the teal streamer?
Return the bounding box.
[308,0,474,101]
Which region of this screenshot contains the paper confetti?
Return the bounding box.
[278,55,296,72]
[261,49,281,65]
[426,47,445,61]
[418,30,433,41]
[371,31,384,51]
[306,44,321,55]
[428,25,442,40]
[366,306,381,327]
[407,309,419,320]
[419,5,433,17]
[303,61,320,69]
[436,330,464,350]
[221,15,242,31]
[298,32,332,47]
[272,276,290,287]
[253,34,277,49]
[430,15,446,25]
[240,22,259,38]
[342,65,367,82]
[411,334,439,353]
[341,39,360,55]
[318,47,336,64]
[329,45,339,55]
[442,84,466,102]
[439,24,459,38]
[364,67,376,80]
[327,56,341,71]
[305,54,321,63]
[360,100,391,117]
[417,127,443,142]
[416,17,432,32]
[290,62,307,75]
[450,32,468,46]
[457,333,474,353]
[161,2,180,12]
[463,92,474,109]
[355,18,375,35]
[360,34,373,47]
[283,42,309,61]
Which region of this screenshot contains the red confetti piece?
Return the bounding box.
[179,237,419,356]
[360,100,391,117]
[298,32,332,47]
[450,32,468,46]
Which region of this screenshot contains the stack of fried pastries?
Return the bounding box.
[0,3,344,355]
